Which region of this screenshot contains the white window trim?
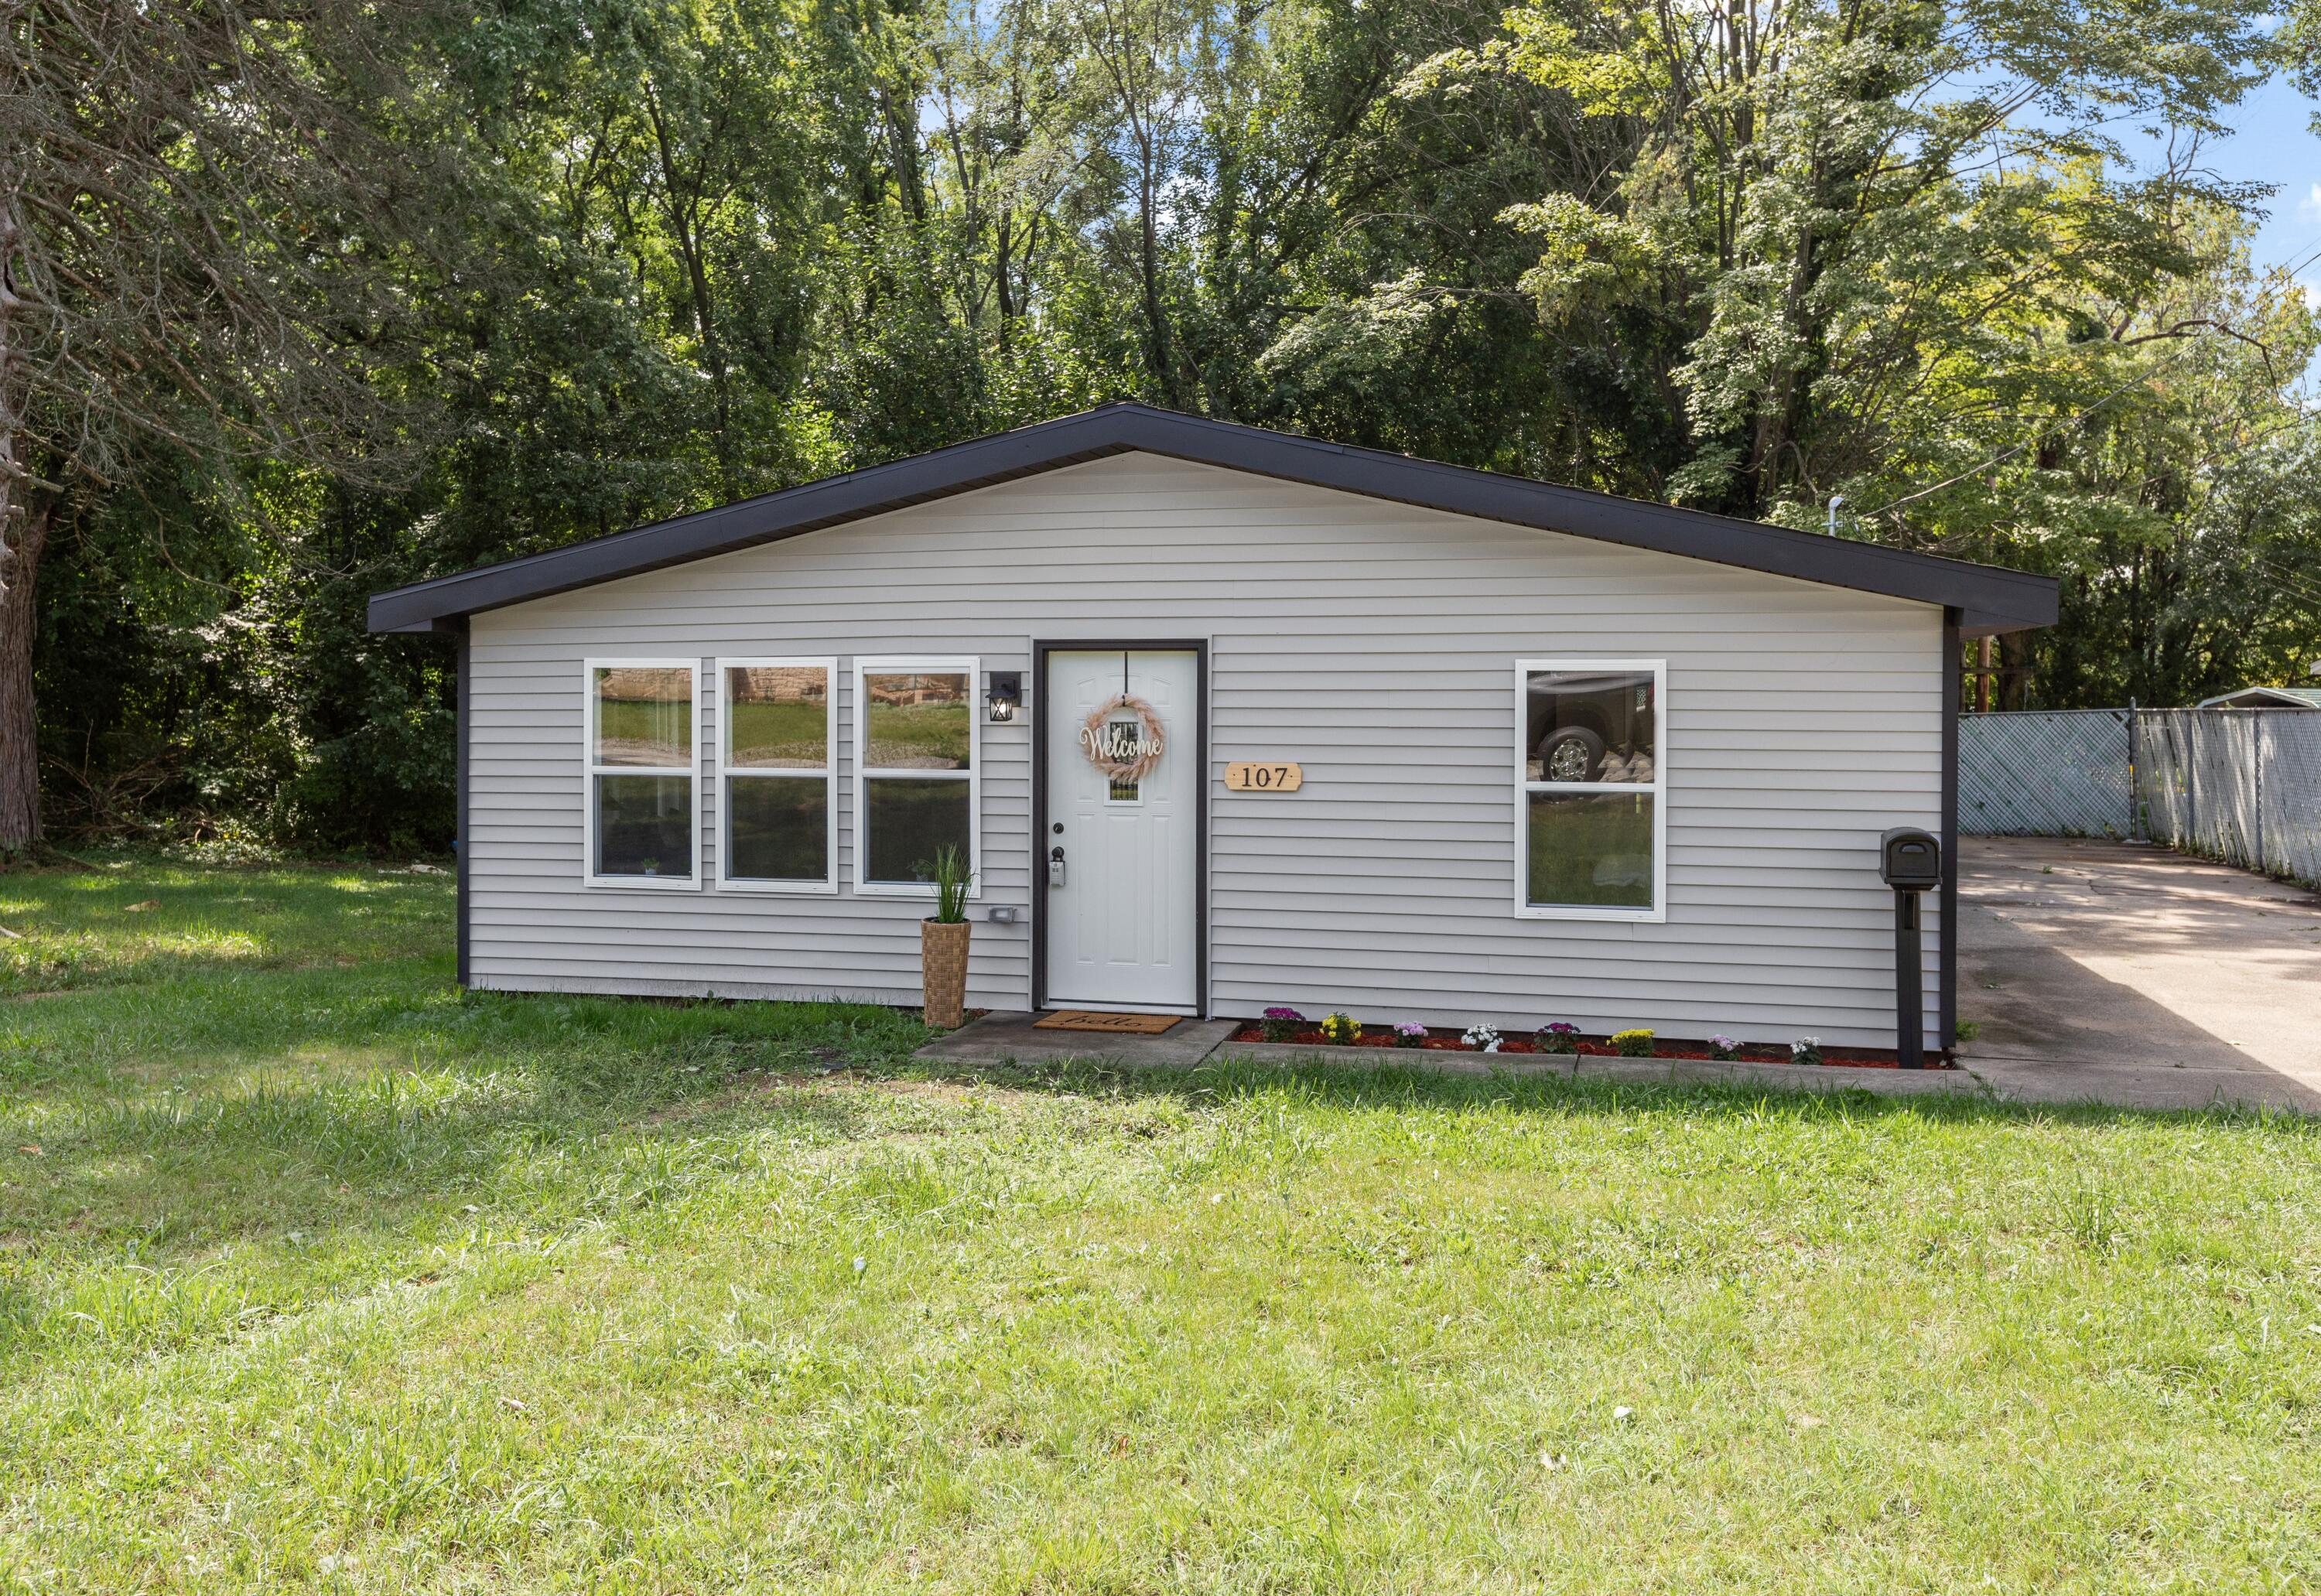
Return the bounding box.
[583,657,703,891]
[853,656,982,899]
[715,656,839,895]
[1513,658,1667,923]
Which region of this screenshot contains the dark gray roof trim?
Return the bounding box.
[368,402,2060,635]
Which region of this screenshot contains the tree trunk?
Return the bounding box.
[0,173,44,853]
[0,494,50,853]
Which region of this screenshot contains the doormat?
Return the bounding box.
[1032,1010,1182,1035]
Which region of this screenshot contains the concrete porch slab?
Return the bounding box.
[915,1010,1239,1069]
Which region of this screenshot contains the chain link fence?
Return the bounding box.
[2135,709,2321,888]
[1961,706,2321,887]
[1958,709,2135,838]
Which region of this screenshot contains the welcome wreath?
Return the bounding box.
[1078,694,1167,784]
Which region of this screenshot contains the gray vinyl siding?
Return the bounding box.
[466,454,1946,1047]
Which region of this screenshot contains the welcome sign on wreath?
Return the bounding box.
[1079,695,1167,783]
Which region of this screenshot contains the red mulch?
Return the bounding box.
[1226,1023,1954,1070]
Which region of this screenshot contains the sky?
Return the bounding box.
[2186,73,2321,330]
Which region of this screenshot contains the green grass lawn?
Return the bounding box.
[3,859,2319,1592]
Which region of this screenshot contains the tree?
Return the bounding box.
[0,0,445,851]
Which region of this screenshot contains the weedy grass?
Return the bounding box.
[2,856,2319,1592]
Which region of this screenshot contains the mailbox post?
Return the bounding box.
[1878,827,1940,1069]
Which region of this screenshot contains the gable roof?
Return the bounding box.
[2197,685,2321,709]
[367,402,2060,636]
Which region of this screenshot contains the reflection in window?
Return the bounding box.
[863,777,972,884]
[1523,669,1655,784]
[863,672,971,769]
[1519,664,1663,913]
[721,661,834,888]
[593,666,692,767]
[596,775,694,878]
[1526,791,1653,909]
[729,777,829,881]
[589,664,695,883]
[727,665,829,768]
[858,661,978,890]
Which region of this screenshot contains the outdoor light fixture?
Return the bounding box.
[1878,826,1941,1069]
[986,671,1023,723]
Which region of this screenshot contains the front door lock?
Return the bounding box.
[1048,845,1066,888]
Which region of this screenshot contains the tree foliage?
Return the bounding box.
[12,0,2319,849]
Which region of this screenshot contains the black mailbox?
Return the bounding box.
[1877,826,1940,1069]
[1879,826,1940,891]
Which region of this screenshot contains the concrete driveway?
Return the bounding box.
[1959,836,2321,1111]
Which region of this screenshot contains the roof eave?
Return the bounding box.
[366,404,2061,635]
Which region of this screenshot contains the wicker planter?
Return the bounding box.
[920,918,972,1029]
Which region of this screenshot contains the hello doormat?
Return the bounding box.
[1032,1011,1182,1035]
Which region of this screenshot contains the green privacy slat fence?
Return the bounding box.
[1963,706,2321,887]
[1958,709,2134,838]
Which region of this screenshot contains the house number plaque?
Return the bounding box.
[1224,760,1302,792]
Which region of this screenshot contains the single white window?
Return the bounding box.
[584,660,701,888]
[1515,660,1666,921]
[717,658,837,894]
[854,658,979,897]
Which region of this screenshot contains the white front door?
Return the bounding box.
[1044,648,1201,1012]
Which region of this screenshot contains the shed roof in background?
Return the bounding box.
[2196,685,2321,709]
[367,402,2060,637]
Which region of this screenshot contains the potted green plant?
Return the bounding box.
[918,845,974,1029]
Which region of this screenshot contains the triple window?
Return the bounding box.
[583,658,976,896]
[1516,660,1666,920]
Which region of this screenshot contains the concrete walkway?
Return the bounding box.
[1958,836,2321,1111]
[919,1012,1239,1071]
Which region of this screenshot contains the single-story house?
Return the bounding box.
[369,404,2058,1050]
[2195,685,2321,710]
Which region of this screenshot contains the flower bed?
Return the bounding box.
[1222,1022,1954,1069]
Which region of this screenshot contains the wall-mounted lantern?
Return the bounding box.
[986,671,1023,724]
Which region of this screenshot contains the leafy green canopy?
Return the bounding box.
[30,0,2319,848]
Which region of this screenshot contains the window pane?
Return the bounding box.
[1524,670,1655,784]
[863,777,971,885]
[595,667,692,767]
[1526,791,1653,909]
[726,665,828,768]
[728,777,829,881]
[596,774,693,878]
[863,672,971,770]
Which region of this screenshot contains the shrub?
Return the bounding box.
[1707,1034,1740,1061]
[1789,1037,1824,1066]
[1534,1021,1581,1053]
[1318,1012,1361,1045]
[1610,1028,1655,1058]
[1260,1006,1303,1044]
[1461,1024,1501,1053]
[1393,1022,1427,1048]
